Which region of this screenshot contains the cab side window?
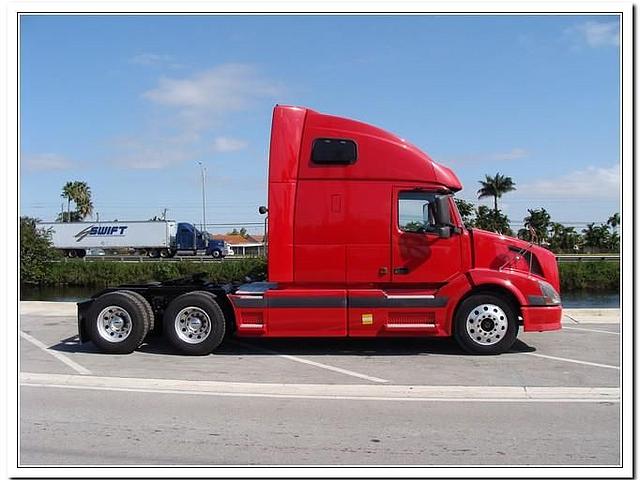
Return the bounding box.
[398,191,438,233]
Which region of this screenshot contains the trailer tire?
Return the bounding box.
[163,291,226,355]
[76,249,86,259]
[87,290,151,353]
[122,290,155,332]
[159,249,171,258]
[453,294,518,355]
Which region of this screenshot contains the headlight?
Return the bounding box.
[538,280,561,305]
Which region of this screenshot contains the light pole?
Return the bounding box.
[198,162,207,233]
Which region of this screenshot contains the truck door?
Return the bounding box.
[176,224,195,250]
[391,187,462,284]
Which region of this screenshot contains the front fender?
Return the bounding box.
[466,269,532,306]
[436,269,543,335]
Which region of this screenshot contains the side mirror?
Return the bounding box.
[434,196,451,226]
[258,206,268,215]
[437,226,451,239]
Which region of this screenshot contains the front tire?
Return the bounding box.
[211,249,222,259]
[87,290,151,353]
[163,291,226,355]
[453,294,518,354]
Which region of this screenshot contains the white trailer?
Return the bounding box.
[39,221,178,258]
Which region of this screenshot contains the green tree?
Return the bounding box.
[60,181,77,222]
[20,216,60,284]
[73,181,94,219]
[475,205,513,236]
[582,223,611,253]
[518,208,551,244]
[547,222,581,253]
[454,198,476,228]
[477,173,516,215]
[607,213,620,229]
[608,231,620,253]
[58,180,93,222]
[56,210,82,222]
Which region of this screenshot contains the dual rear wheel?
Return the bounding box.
[87,290,226,355]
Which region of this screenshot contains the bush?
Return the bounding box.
[42,257,267,287]
[559,262,619,292]
[20,217,61,284]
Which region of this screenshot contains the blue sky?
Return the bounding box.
[20,15,620,234]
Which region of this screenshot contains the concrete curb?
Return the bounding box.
[20,301,620,324]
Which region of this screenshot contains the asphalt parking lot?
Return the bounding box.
[19,302,621,466]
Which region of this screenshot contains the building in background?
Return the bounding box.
[211,234,265,257]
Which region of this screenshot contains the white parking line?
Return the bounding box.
[19,372,619,403]
[20,331,91,375]
[522,352,619,370]
[562,326,620,335]
[230,340,389,384]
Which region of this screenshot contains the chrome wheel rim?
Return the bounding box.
[97,306,133,343]
[465,303,508,346]
[175,307,211,344]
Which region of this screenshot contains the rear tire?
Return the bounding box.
[76,249,86,258]
[122,290,155,332]
[87,290,151,353]
[453,294,518,355]
[163,291,226,355]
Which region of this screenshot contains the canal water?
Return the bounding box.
[20,285,620,308]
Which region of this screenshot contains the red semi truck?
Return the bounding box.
[77,105,562,355]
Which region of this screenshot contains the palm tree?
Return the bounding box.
[60,181,78,222]
[607,213,620,229]
[59,181,93,222]
[73,181,94,219]
[477,173,517,215]
[523,208,551,244]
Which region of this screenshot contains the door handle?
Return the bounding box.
[394,267,409,275]
[378,267,388,275]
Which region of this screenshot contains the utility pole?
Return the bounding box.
[198,162,207,232]
[162,208,167,221]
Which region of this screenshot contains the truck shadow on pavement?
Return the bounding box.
[50,334,536,357]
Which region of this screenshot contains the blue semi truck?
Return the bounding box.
[39,220,233,258]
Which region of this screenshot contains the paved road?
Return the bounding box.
[18,302,621,466]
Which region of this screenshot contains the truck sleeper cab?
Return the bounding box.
[78,105,562,355]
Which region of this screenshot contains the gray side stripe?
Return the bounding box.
[269,297,347,308]
[232,296,448,309]
[233,297,266,308]
[350,297,448,308]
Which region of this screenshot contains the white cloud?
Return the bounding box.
[490,148,528,161]
[567,21,619,48]
[443,148,528,165]
[212,136,248,152]
[108,64,279,169]
[109,135,194,169]
[22,153,73,171]
[130,53,182,68]
[516,164,620,200]
[142,63,282,129]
